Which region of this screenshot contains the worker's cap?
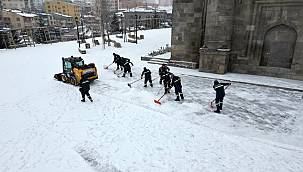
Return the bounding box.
[214,80,219,85]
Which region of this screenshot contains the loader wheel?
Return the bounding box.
[62,75,67,83]
[70,78,76,85]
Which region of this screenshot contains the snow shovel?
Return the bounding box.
[127,77,144,88]
[104,62,113,69]
[154,93,166,105]
[115,70,124,77]
[152,76,160,81]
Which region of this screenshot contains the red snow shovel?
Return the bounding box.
[154,93,166,105]
[127,77,144,88]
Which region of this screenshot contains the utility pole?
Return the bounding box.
[135,14,138,44]
[75,17,80,48]
[81,15,84,42]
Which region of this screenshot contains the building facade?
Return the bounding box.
[30,0,45,12]
[44,0,80,19]
[2,10,39,29]
[0,0,3,28]
[171,0,303,80]
[93,0,118,13]
[159,0,173,6]
[119,0,158,9]
[73,0,92,15]
[123,7,168,30]
[2,0,31,10]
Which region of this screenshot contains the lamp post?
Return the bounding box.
[75,17,80,48]
[81,15,84,42]
[135,14,138,44]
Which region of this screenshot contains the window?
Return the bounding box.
[64,62,72,72]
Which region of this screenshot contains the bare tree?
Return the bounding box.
[94,0,115,49]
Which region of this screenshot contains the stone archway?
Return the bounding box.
[260,24,297,68]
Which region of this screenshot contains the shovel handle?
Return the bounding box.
[130,77,143,84]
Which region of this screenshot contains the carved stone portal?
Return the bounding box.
[260,24,297,69]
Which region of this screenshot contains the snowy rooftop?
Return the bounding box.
[53,12,73,18]
[83,15,95,18]
[158,6,173,14]
[126,6,167,13]
[4,9,38,18]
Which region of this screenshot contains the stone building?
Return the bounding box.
[171,0,303,80]
[2,0,31,10]
[2,9,39,29]
[0,1,3,28]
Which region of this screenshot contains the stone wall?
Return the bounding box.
[199,48,230,74]
[171,0,206,62]
[0,0,3,28]
[204,0,235,50]
[171,0,303,80]
[231,0,303,80]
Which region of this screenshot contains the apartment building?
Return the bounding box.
[107,0,118,12]
[44,0,80,19]
[93,0,118,14]
[31,0,45,11]
[2,9,38,29]
[119,0,158,9]
[2,0,31,10]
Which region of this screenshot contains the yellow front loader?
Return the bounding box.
[54,56,98,85]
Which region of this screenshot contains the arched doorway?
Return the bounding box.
[260,24,297,68]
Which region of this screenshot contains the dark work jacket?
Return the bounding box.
[123,59,133,69]
[79,80,90,92]
[213,83,229,98]
[141,69,151,78]
[163,73,171,84]
[159,66,170,75]
[113,54,121,63]
[172,76,182,89]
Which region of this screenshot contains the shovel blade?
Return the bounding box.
[127,83,131,88]
[208,102,215,110]
[154,99,161,105]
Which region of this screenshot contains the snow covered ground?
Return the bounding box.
[1,28,303,172]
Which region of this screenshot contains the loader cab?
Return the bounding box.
[62,57,84,73]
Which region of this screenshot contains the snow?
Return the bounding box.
[4,9,37,18]
[16,13,38,18]
[172,68,303,91]
[153,52,171,59]
[158,6,173,14]
[54,12,73,18]
[1,28,303,172]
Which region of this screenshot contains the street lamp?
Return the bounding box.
[75,17,80,48]
[135,14,138,44]
[81,15,85,43]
